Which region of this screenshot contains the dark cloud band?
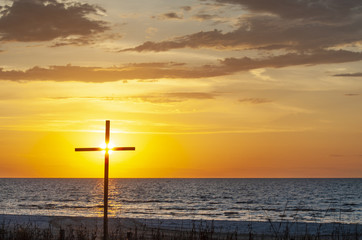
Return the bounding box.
[0,50,361,82]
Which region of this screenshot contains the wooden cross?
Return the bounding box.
[75,120,135,240]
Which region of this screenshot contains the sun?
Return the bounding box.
[99,142,114,154]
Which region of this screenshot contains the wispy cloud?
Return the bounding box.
[154,12,183,20]
[1,50,362,82]
[0,0,109,46]
[238,98,272,104]
[344,93,360,97]
[126,92,217,103]
[192,14,218,21]
[219,50,362,70]
[48,92,218,103]
[334,72,362,77]
[0,62,226,82]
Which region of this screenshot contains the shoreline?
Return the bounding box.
[1,213,360,236]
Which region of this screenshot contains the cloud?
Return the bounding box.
[192,14,218,21]
[238,98,272,104]
[334,72,362,77]
[344,93,360,97]
[219,50,362,71]
[0,63,224,82]
[49,92,218,103]
[127,92,217,103]
[0,0,109,45]
[124,0,362,52]
[124,15,362,52]
[1,50,362,82]
[166,92,217,99]
[155,12,183,20]
[215,0,361,22]
[181,6,192,11]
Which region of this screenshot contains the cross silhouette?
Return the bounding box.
[75,120,135,240]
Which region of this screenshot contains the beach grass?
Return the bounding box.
[0,217,360,240]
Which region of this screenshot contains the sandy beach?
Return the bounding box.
[1,214,360,240]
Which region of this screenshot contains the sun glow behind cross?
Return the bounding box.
[100,142,114,154]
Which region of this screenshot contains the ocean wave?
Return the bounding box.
[3,178,361,224]
[120,199,175,204]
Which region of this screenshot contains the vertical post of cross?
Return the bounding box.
[75,120,135,240]
[104,120,110,240]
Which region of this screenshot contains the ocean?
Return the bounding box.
[0,178,360,224]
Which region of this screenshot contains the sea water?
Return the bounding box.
[0,178,360,224]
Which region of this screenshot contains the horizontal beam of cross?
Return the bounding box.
[75,147,135,151]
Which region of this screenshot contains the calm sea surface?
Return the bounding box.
[0,178,360,224]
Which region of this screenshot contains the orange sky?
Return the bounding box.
[0,0,361,178]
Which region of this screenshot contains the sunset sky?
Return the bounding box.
[0,0,361,178]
